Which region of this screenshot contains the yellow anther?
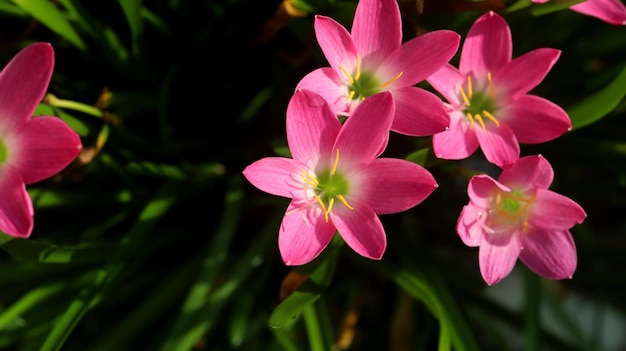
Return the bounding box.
[340,66,355,84]
[331,149,340,175]
[474,114,487,130]
[326,198,335,220]
[300,170,319,187]
[347,90,356,100]
[314,194,329,222]
[467,75,473,98]
[482,110,500,127]
[337,194,354,210]
[466,112,475,129]
[354,54,362,81]
[487,72,495,99]
[379,71,403,89]
[459,85,471,106]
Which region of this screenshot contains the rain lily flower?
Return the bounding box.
[456,155,586,285]
[0,43,82,238]
[427,11,572,168]
[243,90,437,265]
[296,0,460,136]
[532,0,626,26]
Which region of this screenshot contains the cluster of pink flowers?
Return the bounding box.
[243,0,602,285]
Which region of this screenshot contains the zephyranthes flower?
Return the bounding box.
[243,90,437,265]
[427,11,572,168]
[296,0,460,136]
[456,155,586,285]
[532,0,626,26]
[0,43,82,238]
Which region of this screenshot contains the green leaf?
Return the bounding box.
[531,0,585,15]
[118,0,143,56]
[568,63,626,130]
[11,0,85,51]
[406,148,430,166]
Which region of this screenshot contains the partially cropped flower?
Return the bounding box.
[532,0,626,26]
[296,0,460,136]
[427,11,571,168]
[457,155,586,285]
[0,43,82,238]
[243,90,437,265]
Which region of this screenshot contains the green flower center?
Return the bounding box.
[340,54,403,103]
[491,189,534,230]
[300,149,354,222]
[459,73,500,129]
[0,139,7,164]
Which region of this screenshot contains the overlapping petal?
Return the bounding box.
[498,154,554,191]
[504,95,571,144]
[390,87,450,136]
[330,200,386,260]
[519,229,577,279]
[295,68,350,116]
[352,0,402,66]
[432,112,479,160]
[0,167,34,237]
[460,11,512,76]
[314,16,359,74]
[467,175,509,208]
[474,124,520,168]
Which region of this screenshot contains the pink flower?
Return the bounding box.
[243,90,437,265]
[296,0,460,137]
[427,11,572,168]
[532,0,626,26]
[0,43,82,238]
[456,155,587,285]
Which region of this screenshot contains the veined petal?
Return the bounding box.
[314,16,359,74]
[475,123,520,168]
[460,11,512,76]
[391,87,449,136]
[356,158,437,214]
[571,0,626,25]
[9,116,81,184]
[528,189,587,231]
[479,230,521,285]
[296,68,351,116]
[334,92,394,169]
[383,30,460,89]
[330,199,386,260]
[495,48,560,99]
[456,204,485,247]
[498,155,554,191]
[0,43,54,134]
[432,111,479,160]
[352,0,401,66]
[426,64,465,106]
[279,202,337,265]
[504,95,571,144]
[243,157,296,198]
[0,166,33,238]
[519,228,577,279]
[467,174,509,209]
[287,89,341,163]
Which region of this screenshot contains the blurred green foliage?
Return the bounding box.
[0,0,624,350]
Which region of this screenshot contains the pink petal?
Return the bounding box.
[296,68,351,116]
[527,189,587,231]
[279,202,337,265]
[351,0,402,67]
[0,43,54,134]
[504,95,571,144]
[243,157,296,198]
[432,112,479,160]
[456,204,485,247]
[531,0,550,3]
[286,89,341,163]
[330,199,386,260]
[0,167,33,238]
[498,154,554,191]
[391,87,449,136]
[467,174,509,209]
[460,12,512,76]
[383,30,460,89]
[519,228,577,280]
[9,116,81,184]
[479,230,521,285]
[495,48,560,100]
[356,158,437,214]
[334,92,394,169]
[426,63,465,106]
[571,0,626,25]
[475,123,520,168]
[314,16,359,74]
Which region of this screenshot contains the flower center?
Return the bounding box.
[0,139,7,164]
[300,149,354,222]
[459,73,499,130]
[340,54,403,103]
[488,189,534,231]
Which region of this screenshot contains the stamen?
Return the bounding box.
[354,54,362,81]
[314,195,329,222]
[467,75,473,98]
[347,90,356,100]
[326,198,335,220]
[331,149,340,175]
[482,110,500,127]
[466,112,475,129]
[300,170,319,187]
[379,71,403,89]
[340,66,355,84]
[487,72,495,99]
[460,85,471,106]
[474,114,487,130]
[337,194,354,210]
